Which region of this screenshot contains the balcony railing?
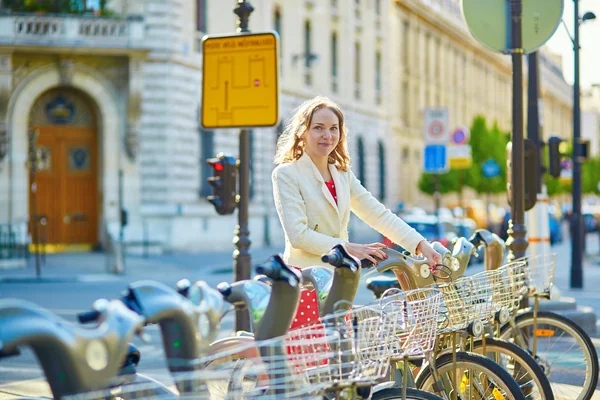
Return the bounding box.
[0,13,145,49]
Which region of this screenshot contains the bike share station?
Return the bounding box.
[1,1,598,399]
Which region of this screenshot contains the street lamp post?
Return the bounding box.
[570,1,596,289]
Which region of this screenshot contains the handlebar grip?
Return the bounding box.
[360,258,374,269]
[321,252,343,267]
[217,282,232,298]
[255,263,275,277]
[77,310,101,324]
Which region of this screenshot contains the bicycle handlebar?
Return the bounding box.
[77,310,101,324]
[255,254,301,287]
[321,244,360,272]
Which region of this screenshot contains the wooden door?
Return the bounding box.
[29,126,98,246]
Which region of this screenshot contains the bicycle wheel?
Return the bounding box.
[499,311,599,400]
[415,351,527,400]
[469,337,554,400]
[372,387,444,400]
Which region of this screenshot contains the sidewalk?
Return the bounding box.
[0,246,284,286]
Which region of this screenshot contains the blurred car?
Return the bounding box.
[382,214,458,252]
[584,213,598,233]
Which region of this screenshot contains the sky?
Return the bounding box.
[545,0,600,89]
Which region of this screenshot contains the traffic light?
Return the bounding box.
[506,139,538,212]
[206,153,239,215]
[548,136,564,178]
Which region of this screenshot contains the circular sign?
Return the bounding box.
[482,158,501,179]
[451,126,470,145]
[462,0,563,54]
[429,121,444,137]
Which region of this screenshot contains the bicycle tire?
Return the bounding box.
[468,337,554,399]
[415,351,527,400]
[372,387,444,400]
[499,310,599,400]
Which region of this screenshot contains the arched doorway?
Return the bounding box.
[28,88,99,250]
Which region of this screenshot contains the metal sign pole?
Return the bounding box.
[28,129,41,279]
[507,0,528,260]
[233,0,254,333]
[571,0,584,288]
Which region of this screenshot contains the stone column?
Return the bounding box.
[0,52,12,223]
[126,55,143,162]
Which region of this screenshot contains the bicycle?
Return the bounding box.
[470,229,599,400]
[0,297,176,399]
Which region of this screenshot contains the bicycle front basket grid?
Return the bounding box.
[286,303,399,391]
[379,287,443,359]
[515,253,557,297]
[434,273,495,333]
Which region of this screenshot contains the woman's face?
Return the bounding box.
[303,108,340,159]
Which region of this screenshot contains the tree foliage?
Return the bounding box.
[418,116,510,197]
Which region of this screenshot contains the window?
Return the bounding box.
[357,136,366,187]
[378,141,386,201]
[199,129,215,197]
[354,41,361,99]
[402,21,410,69]
[197,0,207,32]
[304,20,312,85]
[375,51,382,103]
[331,32,338,88]
[304,20,312,69]
[274,7,282,73]
[402,81,409,121]
[435,38,441,81]
[424,33,431,78]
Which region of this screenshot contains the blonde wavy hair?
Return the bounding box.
[274,96,351,171]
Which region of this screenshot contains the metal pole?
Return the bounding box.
[527,52,543,193]
[507,0,528,260]
[434,175,441,238]
[233,0,254,333]
[28,130,41,279]
[118,169,125,273]
[571,0,583,288]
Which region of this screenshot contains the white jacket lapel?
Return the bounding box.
[300,154,340,216]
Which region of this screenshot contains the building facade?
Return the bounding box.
[0,0,574,255]
[582,85,600,157]
[391,0,573,208]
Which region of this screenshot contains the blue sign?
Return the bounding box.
[424,145,448,174]
[482,158,501,178]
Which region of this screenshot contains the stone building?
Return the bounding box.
[0,0,574,257]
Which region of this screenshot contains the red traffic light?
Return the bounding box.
[207,158,225,171]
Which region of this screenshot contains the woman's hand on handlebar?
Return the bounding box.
[345,242,388,265]
[416,240,442,267]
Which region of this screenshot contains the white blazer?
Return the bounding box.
[272,153,425,268]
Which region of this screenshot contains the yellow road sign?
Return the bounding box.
[201,32,279,129]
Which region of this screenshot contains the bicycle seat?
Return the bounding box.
[365,276,400,299]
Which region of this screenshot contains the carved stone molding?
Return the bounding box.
[126,55,144,162]
[58,57,75,85]
[0,125,7,162]
[125,123,139,161]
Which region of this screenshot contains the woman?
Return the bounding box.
[272,96,441,268]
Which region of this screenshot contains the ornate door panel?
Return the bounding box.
[60,127,98,244]
[28,89,98,248]
[29,127,60,244]
[29,126,98,246]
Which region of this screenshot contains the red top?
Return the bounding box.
[325,180,337,204]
